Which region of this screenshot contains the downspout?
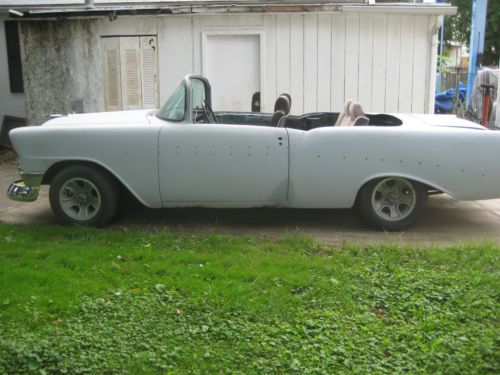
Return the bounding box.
[466,0,489,108]
[496,58,500,128]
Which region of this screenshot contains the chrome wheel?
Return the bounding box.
[59,177,101,221]
[371,177,417,222]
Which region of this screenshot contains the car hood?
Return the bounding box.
[41,109,154,127]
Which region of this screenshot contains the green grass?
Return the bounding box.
[0,222,498,374]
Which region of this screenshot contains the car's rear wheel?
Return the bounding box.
[49,165,118,227]
[358,177,427,231]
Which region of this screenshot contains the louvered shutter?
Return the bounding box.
[120,37,142,110]
[102,37,122,111]
[140,36,159,109]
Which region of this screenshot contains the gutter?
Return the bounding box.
[1,2,457,19]
[343,4,457,16]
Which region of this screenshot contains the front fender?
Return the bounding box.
[10,124,163,208]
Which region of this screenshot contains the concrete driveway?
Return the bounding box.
[1,160,499,247]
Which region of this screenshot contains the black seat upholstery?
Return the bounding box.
[271,94,291,126]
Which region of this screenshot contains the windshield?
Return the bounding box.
[156,83,186,121]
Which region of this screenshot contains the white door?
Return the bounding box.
[157,123,288,205]
[204,34,260,112]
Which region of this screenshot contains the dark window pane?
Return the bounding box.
[5,21,24,93]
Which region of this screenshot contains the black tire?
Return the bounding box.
[49,165,119,227]
[358,177,427,231]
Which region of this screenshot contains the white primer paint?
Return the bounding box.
[9,109,500,209]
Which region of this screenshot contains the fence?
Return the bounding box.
[437,70,468,92]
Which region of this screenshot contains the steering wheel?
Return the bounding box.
[201,99,217,124]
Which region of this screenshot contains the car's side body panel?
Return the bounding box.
[155,120,289,207]
[9,123,163,208]
[287,125,500,208]
[9,111,500,211]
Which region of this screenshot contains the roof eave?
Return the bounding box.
[0,2,458,19]
[344,4,457,16]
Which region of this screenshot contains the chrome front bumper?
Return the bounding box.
[7,180,40,202]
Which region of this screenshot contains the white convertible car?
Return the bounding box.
[7,75,500,230]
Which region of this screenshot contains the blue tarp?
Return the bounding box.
[434,82,467,113]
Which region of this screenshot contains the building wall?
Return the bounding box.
[19,11,440,124]
[19,19,103,125]
[0,17,26,127]
[158,12,439,115]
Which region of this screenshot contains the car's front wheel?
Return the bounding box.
[49,165,118,227]
[358,177,427,231]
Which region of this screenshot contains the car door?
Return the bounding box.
[157,123,289,205]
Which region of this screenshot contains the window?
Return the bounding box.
[5,21,24,93]
[101,36,159,111]
[156,83,186,122]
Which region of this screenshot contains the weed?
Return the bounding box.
[0,223,498,373]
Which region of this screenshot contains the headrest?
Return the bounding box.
[349,101,365,119]
[280,93,291,107]
[344,99,353,114]
[274,95,291,115]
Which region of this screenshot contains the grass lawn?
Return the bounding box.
[0,222,498,374]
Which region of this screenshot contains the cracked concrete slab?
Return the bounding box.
[1,160,499,247]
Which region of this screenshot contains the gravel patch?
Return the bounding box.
[0,148,17,165]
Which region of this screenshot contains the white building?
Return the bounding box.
[0,0,456,125]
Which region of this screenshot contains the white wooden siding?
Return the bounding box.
[262,14,276,114]
[385,15,401,113]
[303,14,318,113]
[358,14,373,109]
[317,14,332,111]
[276,14,290,97]
[371,14,387,112]
[344,13,360,102]
[99,12,439,114]
[290,14,304,114]
[331,13,346,112]
[157,17,194,101]
[412,16,430,114]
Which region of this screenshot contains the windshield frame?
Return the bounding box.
[156,75,213,124]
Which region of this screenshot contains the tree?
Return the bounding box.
[444,0,499,66]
